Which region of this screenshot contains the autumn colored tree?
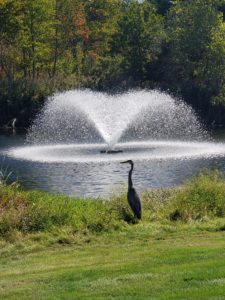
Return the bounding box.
[82,0,122,85]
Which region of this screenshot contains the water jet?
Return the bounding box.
[26,90,207,147]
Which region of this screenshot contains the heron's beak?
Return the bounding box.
[120,160,129,164]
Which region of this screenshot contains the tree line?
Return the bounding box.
[0,0,225,127]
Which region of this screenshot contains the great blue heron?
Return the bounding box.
[120,160,142,219]
[4,118,17,129]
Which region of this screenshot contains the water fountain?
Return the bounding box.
[2,89,225,197]
[27,90,207,146]
[6,89,225,162]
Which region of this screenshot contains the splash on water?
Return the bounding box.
[6,141,225,163]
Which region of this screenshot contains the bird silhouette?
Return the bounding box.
[120,160,142,219]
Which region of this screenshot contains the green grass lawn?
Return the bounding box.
[2,171,225,299]
[1,224,225,299]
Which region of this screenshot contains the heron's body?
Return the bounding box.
[121,160,142,219]
[127,187,141,219]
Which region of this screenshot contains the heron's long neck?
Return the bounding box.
[128,164,133,189]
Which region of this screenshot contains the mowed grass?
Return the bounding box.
[1,171,225,299]
[1,226,225,299]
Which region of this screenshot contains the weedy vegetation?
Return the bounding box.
[1,171,225,241]
[1,171,225,299]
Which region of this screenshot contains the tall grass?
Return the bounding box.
[0,186,129,238]
[1,171,225,240]
[167,171,225,221]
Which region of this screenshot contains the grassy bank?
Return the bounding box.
[1,172,225,299]
[1,171,225,241]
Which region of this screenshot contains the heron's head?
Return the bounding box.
[120,160,133,166]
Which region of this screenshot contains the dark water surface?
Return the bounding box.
[1,129,225,198]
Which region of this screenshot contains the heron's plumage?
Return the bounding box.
[121,160,142,219]
[128,187,142,219]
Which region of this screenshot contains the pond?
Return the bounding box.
[1,129,225,198]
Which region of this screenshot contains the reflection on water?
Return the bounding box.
[1,129,225,198]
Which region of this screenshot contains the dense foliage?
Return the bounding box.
[0,0,225,126]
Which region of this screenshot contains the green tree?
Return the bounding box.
[114,0,165,82]
[0,0,22,86]
[17,0,55,80]
[159,0,225,123]
[165,0,224,96]
[147,0,172,15]
[199,18,225,104]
